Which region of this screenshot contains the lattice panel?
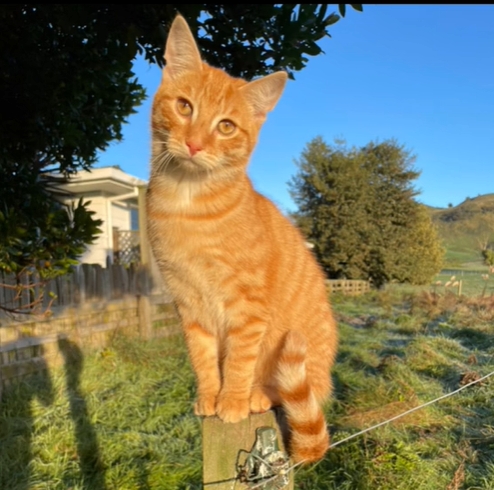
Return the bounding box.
[114,230,141,266]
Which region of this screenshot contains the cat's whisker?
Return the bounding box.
[152,152,165,173]
[154,127,170,139]
[153,147,176,175]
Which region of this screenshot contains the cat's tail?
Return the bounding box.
[276,331,329,463]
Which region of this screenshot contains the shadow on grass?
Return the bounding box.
[58,337,107,489]
[0,338,109,489]
[449,327,494,350]
[0,353,54,490]
[335,350,380,377]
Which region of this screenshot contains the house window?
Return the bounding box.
[131,208,139,231]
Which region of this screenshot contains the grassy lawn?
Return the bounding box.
[2,289,494,489]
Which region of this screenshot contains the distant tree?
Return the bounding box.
[0,4,362,312]
[478,217,494,267]
[289,137,444,287]
[289,137,371,280]
[395,205,444,284]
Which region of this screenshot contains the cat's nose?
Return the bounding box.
[186,141,202,156]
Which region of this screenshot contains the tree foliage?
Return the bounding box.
[289,137,444,287]
[0,4,362,306]
[0,170,102,277]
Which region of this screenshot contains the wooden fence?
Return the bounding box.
[0,262,156,315]
[327,279,370,295]
[0,264,178,399]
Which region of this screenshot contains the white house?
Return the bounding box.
[58,166,147,267]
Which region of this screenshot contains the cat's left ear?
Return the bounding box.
[240,72,288,121]
[163,15,202,81]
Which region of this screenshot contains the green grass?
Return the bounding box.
[1,290,494,489]
[442,248,481,269]
[385,271,494,298]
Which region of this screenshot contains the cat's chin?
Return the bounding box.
[178,157,211,174]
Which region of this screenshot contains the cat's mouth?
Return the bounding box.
[178,155,206,171]
[168,155,215,179]
[153,138,219,177]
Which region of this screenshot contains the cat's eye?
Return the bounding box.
[177,98,193,117]
[217,119,236,135]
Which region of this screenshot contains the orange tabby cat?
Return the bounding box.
[146,15,337,463]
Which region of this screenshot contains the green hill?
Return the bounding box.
[426,194,494,269]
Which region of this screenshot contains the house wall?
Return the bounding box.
[78,199,135,267]
[112,201,132,230]
[78,196,110,266]
[58,168,145,267]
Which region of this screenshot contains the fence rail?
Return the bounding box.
[440,269,490,276]
[327,279,370,295]
[0,263,155,316]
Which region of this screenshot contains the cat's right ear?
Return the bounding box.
[240,71,288,122]
[163,15,202,81]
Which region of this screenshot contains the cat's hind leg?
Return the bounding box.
[249,385,279,413]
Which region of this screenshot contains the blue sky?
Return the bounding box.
[97,5,494,213]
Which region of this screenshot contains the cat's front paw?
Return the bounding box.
[216,394,250,423]
[194,394,217,417]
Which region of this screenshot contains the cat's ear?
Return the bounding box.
[163,15,202,80]
[240,72,288,120]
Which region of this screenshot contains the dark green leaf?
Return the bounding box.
[325,13,341,26]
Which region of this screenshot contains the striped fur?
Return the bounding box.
[146,15,337,463]
[277,331,330,462]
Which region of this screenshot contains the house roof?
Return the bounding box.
[59,166,147,197]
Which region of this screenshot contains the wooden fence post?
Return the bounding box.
[137,265,152,339]
[138,185,150,267]
[203,409,294,489]
[137,295,152,339]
